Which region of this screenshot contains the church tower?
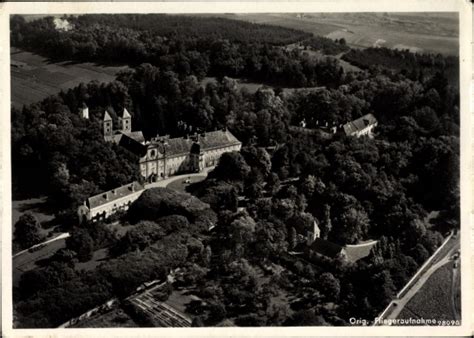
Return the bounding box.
[103,110,113,139]
[118,108,132,133]
[79,102,89,119]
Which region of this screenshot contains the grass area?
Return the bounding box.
[105,222,135,237]
[165,289,201,314]
[399,262,457,322]
[223,14,343,37]
[166,175,207,193]
[12,197,56,239]
[13,238,67,287]
[11,48,128,108]
[73,305,139,328]
[75,248,110,272]
[201,77,268,94]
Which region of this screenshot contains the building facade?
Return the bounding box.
[139,131,242,182]
[78,181,145,222]
[103,110,242,183]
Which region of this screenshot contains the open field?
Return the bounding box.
[398,261,459,322]
[224,13,458,56]
[11,48,128,108]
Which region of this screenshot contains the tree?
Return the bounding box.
[289,227,297,249]
[318,272,341,301]
[66,228,94,262]
[209,151,251,183]
[14,213,44,249]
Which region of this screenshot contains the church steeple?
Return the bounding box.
[103,110,113,138]
[119,108,132,133]
[79,102,89,119]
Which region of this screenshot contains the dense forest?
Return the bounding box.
[12,14,460,328]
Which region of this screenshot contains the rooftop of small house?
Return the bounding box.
[310,238,344,258]
[342,113,377,135]
[87,181,144,209]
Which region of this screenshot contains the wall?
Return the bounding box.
[89,189,144,220]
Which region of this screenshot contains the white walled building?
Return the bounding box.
[342,113,378,137]
[78,181,144,222]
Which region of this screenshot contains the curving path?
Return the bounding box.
[144,166,214,190]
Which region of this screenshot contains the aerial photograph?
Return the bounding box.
[10,12,460,328]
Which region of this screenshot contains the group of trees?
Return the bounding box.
[11,94,140,216]
[11,15,346,88]
[12,14,459,328]
[342,47,459,85]
[14,187,216,328]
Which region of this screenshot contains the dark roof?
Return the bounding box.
[310,238,343,258]
[119,133,147,157]
[126,131,145,144]
[198,130,241,151]
[87,181,144,209]
[343,113,377,135]
[147,130,241,157]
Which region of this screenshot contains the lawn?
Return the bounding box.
[75,248,110,272]
[166,175,207,193]
[399,262,458,322]
[12,197,58,242]
[11,48,128,108]
[13,238,67,287]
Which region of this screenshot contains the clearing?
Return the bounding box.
[12,197,59,243]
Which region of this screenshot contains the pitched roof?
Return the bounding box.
[144,130,241,158]
[103,110,112,121]
[343,113,377,135]
[87,181,144,209]
[123,108,131,118]
[198,130,241,151]
[310,238,343,258]
[118,134,147,157]
[125,131,145,144]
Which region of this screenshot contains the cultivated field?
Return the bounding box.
[224,13,458,56]
[11,48,128,108]
[398,261,459,323]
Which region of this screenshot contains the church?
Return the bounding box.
[103,109,242,182]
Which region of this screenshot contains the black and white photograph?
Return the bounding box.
[2,1,471,335]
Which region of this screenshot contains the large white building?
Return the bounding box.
[103,109,242,183]
[78,181,145,222]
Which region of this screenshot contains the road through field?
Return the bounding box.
[386,237,460,320]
